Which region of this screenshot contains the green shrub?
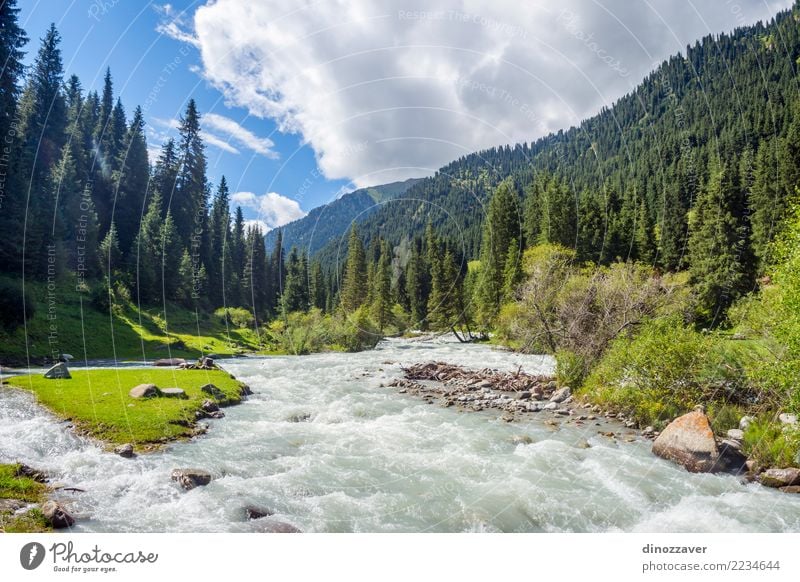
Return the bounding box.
[555,349,586,388]
[214,307,255,328]
[0,279,33,330]
[742,418,800,469]
[582,317,719,428]
[707,403,745,435]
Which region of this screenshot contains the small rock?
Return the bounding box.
[642,426,655,436]
[42,500,75,528]
[240,384,254,396]
[509,435,533,445]
[255,520,302,533]
[576,440,590,449]
[288,413,311,423]
[201,383,227,400]
[160,387,187,399]
[15,464,47,483]
[625,421,636,428]
[154,358,186,367]
[759,468,800,488]
[114,443,134,458]
[171,468,213,490]
[0,499,25,512]
[517,391,531,400]
[43,362,71,379]
[208,411,225,419]
[779,413,798,426]
[739,415,755,431]
[245,505,274,520]
[555,409,570,416]
[201,399,219,413]
[726,428,745,442]
[549,387,571,403]
[543,402,558,410]
[779,485,800,494]
[129,383,159,398]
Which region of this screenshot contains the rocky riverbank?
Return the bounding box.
[388,361,800,495]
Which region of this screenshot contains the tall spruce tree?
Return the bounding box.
[475,179,520,324]
[16,24,67,277]
[175,99,207,249]
[113,105,149,255]
[688,163,748,322]
[340,224,367,313]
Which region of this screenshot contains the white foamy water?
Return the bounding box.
[2,337,800,532]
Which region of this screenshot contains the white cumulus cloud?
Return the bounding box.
[161,0,793,187]
[232,191,307,231]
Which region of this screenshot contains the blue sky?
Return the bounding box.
[16,0,794,231]
[17,0,347,230]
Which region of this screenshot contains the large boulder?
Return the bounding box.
[171,469,212,490]
[153,358,186,367]
[42,500,75,529]
[652,410,719,473]
[44,362,71,379]
[759,468,800,488]
[129,383,159,398]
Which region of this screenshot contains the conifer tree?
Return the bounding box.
[688,164,747,322]
[370,240,393,330]
[340,225,367,312]
[113,105,149,255]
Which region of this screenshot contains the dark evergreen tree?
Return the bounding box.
[113,105,149,255]
[340,224,367,312]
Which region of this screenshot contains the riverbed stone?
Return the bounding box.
[154,358,186,367]
[779,485,800,494]
[201,399,219,412]
[726,428,745,442]
[715,440,748,474]
[160,387,187,399]
[255,520,302,533]
[42,500,75,528]
[549,387,571,403]
[758,467,800,488]
[171,469,213,490]
[739,415,755,431]
[201,383,226,400]
[543,402,558,410]
[245,505,274,520]
[114,443,134,458]
[652,410,719,473]
[129,383,159,398]
[43,362,71,379]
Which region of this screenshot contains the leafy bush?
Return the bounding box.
[0,280,33,331]
[266,307,382,355]
[498,245,692,371]
[214,307,255,328]
[555,349,585,388]
[582,317,722,427]
[332,307,382,352]
[742,418,800,469]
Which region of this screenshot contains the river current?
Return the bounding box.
[2,337,800,532]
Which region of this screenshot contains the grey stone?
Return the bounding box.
[160,387,187,399]
[759,468,800,488]
[42,500,75,528]
[245,505,274,520]
[543,402,558,410]
[129,383,159,398]
[549,387,571,403]
[114,443,134,458]
[153,358,186,367]
[255,520,302,533]
[171,469,213,490]
[201,383,226,400]
[201,399,219,412]
[44,362,71,379]
[739,415,755,431]
[779,413,798,426]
